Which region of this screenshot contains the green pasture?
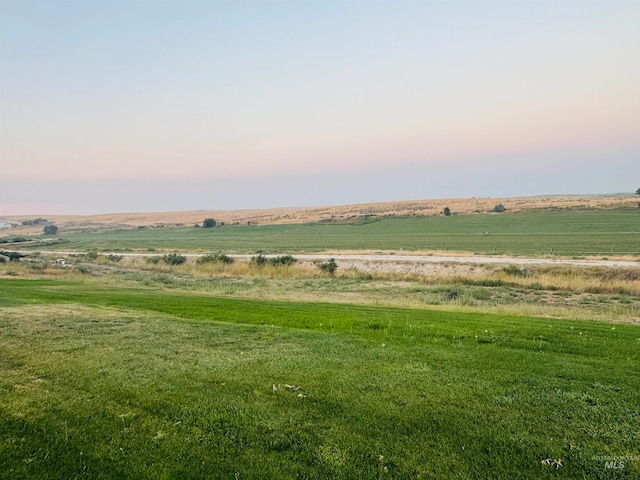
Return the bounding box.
[1,279,639,479]
[23,208,640,256]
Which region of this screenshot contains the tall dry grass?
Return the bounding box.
[174,259,640,296]
[4,255,639,297]
[493,265,640,296]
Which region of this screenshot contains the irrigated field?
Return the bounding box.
[14,208,640,257]
[1,279,639,479]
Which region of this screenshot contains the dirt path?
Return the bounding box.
[21,251,640,268]
[285,254,639,268]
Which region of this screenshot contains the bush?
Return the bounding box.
[21,218,47,226]
[105,254,123,262]
[84,249,99,260]
[43,225,58,235]
[163,253,187,265]
[249,254,298,267]
[197,253,235,265]
[493,204,506,213]
[443,207,451,216]
[250,254,267,267]
[145,256,161,265]
[317,258,338,276]
[11,236,27,243]
[202,218,216,228]
[269,255,297,267]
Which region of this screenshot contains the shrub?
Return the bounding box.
[84,249,99,260]
[21,218,47,226]
[43,225,58,235]
[163,253,187,265]
[202,218,216,228]
[316,258,338,276]
[145,256,161,264]
[250,254,267,267]
[0,256,5,263]
[105,254,123,262]
[197,254,215,264]
[493,204,506,213]
[443,207,451,216]
[0,238,8,244]
[11,236,27,243]
[269,255,297,267]
[197,253,235,265]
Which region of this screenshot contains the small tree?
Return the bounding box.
[443,207,451,216]
[493,204,506,213]
[43,224,58,235]
[202,218,216,228]
[636,187,640,196]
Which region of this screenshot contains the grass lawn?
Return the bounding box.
[1,279,639,479]
[18,208,640,256]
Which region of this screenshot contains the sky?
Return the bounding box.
[1,0,639,215]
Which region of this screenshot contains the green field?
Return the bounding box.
[19,208,640,256]
[1,279,639,479]
[2,207,639,478]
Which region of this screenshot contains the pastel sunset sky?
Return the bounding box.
[1,0,639,214]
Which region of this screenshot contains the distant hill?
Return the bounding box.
[2,193,636,234]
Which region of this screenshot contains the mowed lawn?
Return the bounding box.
[27,208,640,256]
[1,279,639,479]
